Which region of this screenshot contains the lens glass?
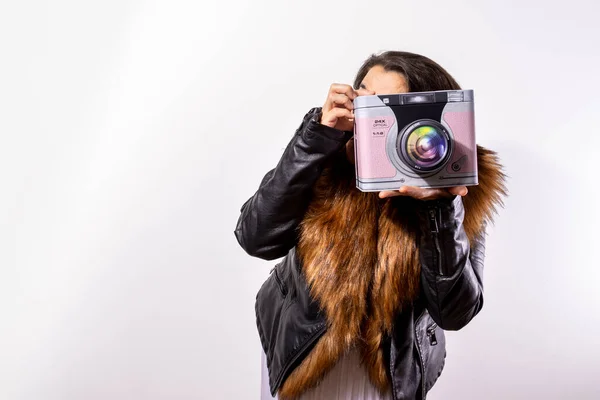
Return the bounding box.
[405,125,448,169]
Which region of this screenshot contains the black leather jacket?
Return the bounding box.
[234,107,487,400]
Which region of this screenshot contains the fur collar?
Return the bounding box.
[278,145,507,399]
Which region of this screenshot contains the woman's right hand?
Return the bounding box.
[320,84,375,131]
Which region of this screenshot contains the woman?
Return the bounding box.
[234,51,507,400]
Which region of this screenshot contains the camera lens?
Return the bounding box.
[400,122,451,172]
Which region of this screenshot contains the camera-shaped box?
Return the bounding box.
[353,89,478,191]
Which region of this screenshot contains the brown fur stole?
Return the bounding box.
[278,145,507,399]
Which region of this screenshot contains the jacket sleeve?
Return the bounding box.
[234,107,352,260]
[416,194,487,331]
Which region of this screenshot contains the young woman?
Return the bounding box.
[235,51,507,400]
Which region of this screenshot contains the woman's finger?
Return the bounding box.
[329,93,354,110]
[447,186,468,196]
[321,107,354,128]
[323,84,356,114]
[379,190,401,198]
[401,186,449,200]
[329,83,358,100]
[379,186,454,200]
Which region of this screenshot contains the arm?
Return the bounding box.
[234,107,352,260]
[417,195,487,331]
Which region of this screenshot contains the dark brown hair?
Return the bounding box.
[353,51,461,92]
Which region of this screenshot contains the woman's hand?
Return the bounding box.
[320,84,375,131]
[379,186,468,201]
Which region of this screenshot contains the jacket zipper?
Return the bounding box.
[426,323,438,346]
[428,206,444,276]
[414,310,428,398]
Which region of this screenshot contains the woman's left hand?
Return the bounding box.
[379,186,468,201]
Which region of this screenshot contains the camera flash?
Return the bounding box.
[405,94,434,104]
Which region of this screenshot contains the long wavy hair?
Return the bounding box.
[353,51,461,92]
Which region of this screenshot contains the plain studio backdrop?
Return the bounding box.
[2,0,600,399]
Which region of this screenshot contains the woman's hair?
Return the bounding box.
[353,51,461,92]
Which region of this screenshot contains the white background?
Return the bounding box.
[2,0,600,399]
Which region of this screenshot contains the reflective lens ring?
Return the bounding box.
[398,119,452,173]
